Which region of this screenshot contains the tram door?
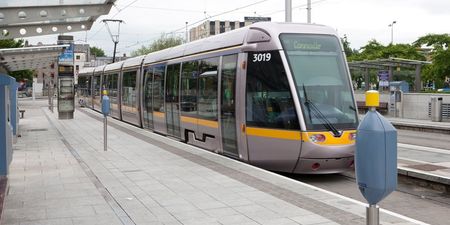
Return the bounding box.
[142,67,154,130]
[220,55,239,157]
[165,64,181,138]
[152,65,167,134]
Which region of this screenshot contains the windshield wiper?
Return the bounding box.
[302,84,342,137]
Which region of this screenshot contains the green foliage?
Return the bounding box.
[90,46,106,57]
[0,39,32,80]
[131,35,183,57]
[0,39,24,49]
[348,40,425,62]
[413,34,450,88]
[341,35,357,58]
[10,70,34,81]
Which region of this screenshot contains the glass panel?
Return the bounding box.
[121,70,137,113]
[77,76,88,97]
[181,61,198,117]
[221,55,238,156]
[109,73,119,114]
[102,74,110,93]
[165,64,181,137]
[93,75,101,107]
[280,34,358,130]
[153,66,165,113]
[198,57,219,120]
[143,68,154,129]
[246,51,299,130]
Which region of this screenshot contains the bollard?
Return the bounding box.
[101,90,110,151]
[356,90,397,225]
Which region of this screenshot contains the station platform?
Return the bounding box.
[1,99,428,225]
[384,117,450,186]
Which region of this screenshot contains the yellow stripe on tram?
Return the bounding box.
[153,111,165,118]
[181,116,219,129]
[246,127,301,141]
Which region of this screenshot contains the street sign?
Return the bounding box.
[244,16,271,23]
[58,43,74,63]
[378,70,389,81]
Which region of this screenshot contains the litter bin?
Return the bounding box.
[431,97,443,122]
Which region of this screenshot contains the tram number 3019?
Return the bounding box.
[252,53,272,62]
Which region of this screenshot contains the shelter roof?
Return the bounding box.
[348,57,431,70]
[0,0,116,39]
[0,45,68,71]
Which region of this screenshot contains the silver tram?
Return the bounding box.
[78,22,358,174]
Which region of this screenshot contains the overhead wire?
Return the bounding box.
[88,0,139,40]
[262,0,329,16]
[119,0,272,51]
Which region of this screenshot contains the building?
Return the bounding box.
[189,17,270,42]
[74,44,90,84]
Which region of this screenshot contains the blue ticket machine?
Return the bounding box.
[0,74,15,175]
[356,90,397,225]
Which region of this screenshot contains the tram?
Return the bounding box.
[78,22,358,174]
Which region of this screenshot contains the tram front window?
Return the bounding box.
[280,34,358,130]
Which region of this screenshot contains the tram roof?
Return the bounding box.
[78,66,95,75]
[94,22,339,74]
[141,22,337,65]
[93,65,106,74]
[103,61,123,72]
[122,55,145,69]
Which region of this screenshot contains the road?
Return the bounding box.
[288,129,450,225]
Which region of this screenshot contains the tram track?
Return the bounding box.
[284,171,450,225]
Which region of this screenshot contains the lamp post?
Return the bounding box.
[285,0,292,22]
[185,21,188,43]
[388,21,396,45]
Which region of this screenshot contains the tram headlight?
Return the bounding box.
[309,134,326,143]
[349,132,357,141]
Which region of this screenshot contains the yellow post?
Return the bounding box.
[365,90,380,111]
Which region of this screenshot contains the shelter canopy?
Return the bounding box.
[0,0,116,39]
[0,45,69,71]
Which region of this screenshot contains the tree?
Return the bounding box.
[348,39,426,89]
[0,39,24,49]
[414,34,450,88]
[0,39,33,81]
[348,39,425,61]
[341,35,357,58]
[131,34,183,56]
[90,46,106,57]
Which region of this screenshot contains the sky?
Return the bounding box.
[24,0,450,57]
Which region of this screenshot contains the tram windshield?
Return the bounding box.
[280,33,358,131]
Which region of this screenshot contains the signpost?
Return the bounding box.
[101,90,110,151]
[378,70,389,87]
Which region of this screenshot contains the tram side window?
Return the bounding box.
[181,61,198,116]
[102,74,110,94]
[153,66,165,112]
[246,51,300,130]
[122,70,137,108]
[87,77,92,96]
[78,76,87,96]
[110,73,119,98]
[198,57,219,120]
[93,75,101,97]
[143,68,154,128]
